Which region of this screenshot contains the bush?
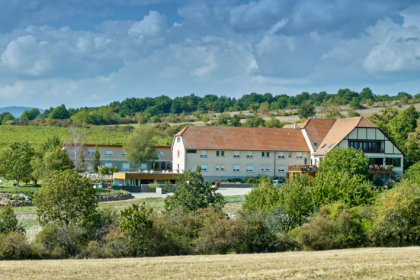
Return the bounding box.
[196,216,244,254]
[237,211,277,253]
[297,203,369,250]
[373,177,384,187]
[109,166,119,173]
[369,182,420,246]
[0,205,24,234]
[98,165,110,175]
[0,231,32,260]
[33,222,87,259]
[243,181,281,212]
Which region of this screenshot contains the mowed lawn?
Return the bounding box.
[1,247,420,279]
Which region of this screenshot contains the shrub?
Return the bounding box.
[98,165,110,175]
[243,181,281,212]
[373,177,384,187]
[297,202,369,250]
[237,211,277,253]
[33,222,87,259]
[196,217,244,254]
[369,182,420,246]
[109,166,119,173]
[0,231,32,260]
[0,205,24,234]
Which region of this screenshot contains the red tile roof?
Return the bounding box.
[302,119,337,151]
[177,126,310,151]
[314,117,377,155]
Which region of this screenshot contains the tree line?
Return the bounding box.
[1,88,418,126]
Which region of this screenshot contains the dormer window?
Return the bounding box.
[328,143,335,149]
[321,144,327,149]
[314,143,318,147]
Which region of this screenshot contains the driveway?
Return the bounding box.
[131,187,252,199]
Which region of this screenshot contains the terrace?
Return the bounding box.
[113,170,184,187]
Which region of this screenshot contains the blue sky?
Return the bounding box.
[0,0,420,108]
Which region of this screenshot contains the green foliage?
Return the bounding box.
[31,146,74,181]
[311,171,375,207]
[0,231,32,260]
[0,205,24,234]
[33,222,86,259]
[370,182,420,246]
[229,115,241,127]
[401,161,420,184]
[297,202,369,250]
[201,115,210,123]
[0,112,15,125]
[319,147,369,179]
[119,203,153,235]
[243,117,265,127]
[298,103,315,119]
[164,166,226,212]
[93,145,100,172]
[279,174,313,228]
[98,165,110,175]
[243,181,281,212]
[349,97,361,109]
[124,126,157,168]
[33,170,98,226]
[39,136,62,155]
[0,141,34,185]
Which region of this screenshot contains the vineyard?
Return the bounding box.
[0,125,172,148]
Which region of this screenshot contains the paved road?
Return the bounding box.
[131,187,252,199]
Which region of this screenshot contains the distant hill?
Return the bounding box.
[0,106,45,118]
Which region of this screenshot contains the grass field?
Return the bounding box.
[1,247,420,279]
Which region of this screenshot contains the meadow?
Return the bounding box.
[1,247,419,279]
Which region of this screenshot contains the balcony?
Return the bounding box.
[287,165,319,172]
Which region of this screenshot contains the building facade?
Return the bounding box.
[172,126,311,182]
[66,144,172,172]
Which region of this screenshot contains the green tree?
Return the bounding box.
[202,115,210,123]
[265,117,282,128]
[164,166,226,212]
[31,146,74,181]
[298,103,315,120]
[349,97,361,109]
[33,169,97,226]
[229,115,241,127]
[0,205,24,234]
[279,174,313,228]
[93,145,100,173]
[370,182,420,246]
[124,126,157,171]
[79,147,85,171]
[39,136,62,155]
[243,181,281,212]
[319,147,369,179]
[0,142,34,185]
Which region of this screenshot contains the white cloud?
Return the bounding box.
[128,10,167,42]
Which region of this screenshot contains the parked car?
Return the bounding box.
[273,180,282,187]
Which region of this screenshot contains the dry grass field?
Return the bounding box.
[1,247,420,279]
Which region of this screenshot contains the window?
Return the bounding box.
[321,144,327,149]
[69,149,76,156]
[156,151,164,157]
[105,151,113,157]
[221,164,225,171]
[328,143,335,149]
[278,165,285,172]
[177,164,179,170]
[216,151,225,157]
[87,150,95,156]
[221,151,225,157]
[246,151,253,158]
[278,152,285,159]
[288,152,292,158]
[296,152,303,159]
[200,165,207,172]
[141,163,148,169]
[261,165,265,171]
[246,165,253,172]
[262,151,270,157]
[233,165,240,172]
[122,152,128,157]
[105,163,112,168]
[266,165,270,171]
[233,151,240,158]
[177,150,180,158]
[177,138,181,143]
[200,150,207,158]
[349,141,384,153]
[216,151,220,157]
[386,158,402,167]
[216,165,220,171]
[186,150,197,153]
[314,143,318,147]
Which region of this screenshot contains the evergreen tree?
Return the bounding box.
[93,145,100,173]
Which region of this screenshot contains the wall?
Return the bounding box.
[183,149,310,182]
[172,136,186,172]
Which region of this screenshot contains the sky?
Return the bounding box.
[0,0,420,109]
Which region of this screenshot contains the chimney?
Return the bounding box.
[294,123,297,129]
